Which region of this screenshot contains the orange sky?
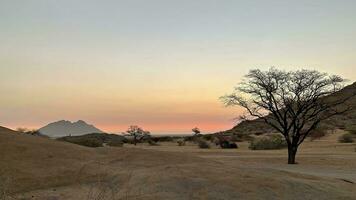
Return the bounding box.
[1,1,356,133]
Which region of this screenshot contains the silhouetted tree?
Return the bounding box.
[126,125,150,145]
[192,127,201,136]
[222,68,355,164]
[191,127,201,143]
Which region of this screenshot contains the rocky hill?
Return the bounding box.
[38,120,104,137]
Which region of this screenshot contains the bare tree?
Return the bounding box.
[222,68,355,164]
[126,125,150,146]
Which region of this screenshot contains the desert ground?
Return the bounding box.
[1,126,356,200]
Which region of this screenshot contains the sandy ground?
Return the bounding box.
[1,127,356,200]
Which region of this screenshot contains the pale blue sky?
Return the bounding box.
[0,0,355,133]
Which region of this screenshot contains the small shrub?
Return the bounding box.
[184,136,195,142]
[148,140,159,146]
[198,140,210,149]
[346,125,356,135]
[230,135,243,142]
[228,134,253,142]
[202,134,214,141]
[177,140,186,146]
[220,141,238,149]
[107,140,124,147]
[249,135,287,150]
[58,133,127,148]
[151,136,175,142]
[184,135,203,143]
[61,138,103,147]
[338,133,354,143]
[77,138,103,147]
[309,128,327,141]
[229,143,238,148]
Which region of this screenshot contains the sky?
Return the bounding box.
[0,0,356,134]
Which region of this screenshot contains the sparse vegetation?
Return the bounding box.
[177,140,186,146]
[219,141,238,149]
[58,133,125,148]
[213,135,239,149]
[183,136,195,142]
[71,138,103,147]
[249,135,287,150]
[309,127,328,141]
[201,134,214,141]
[198,140,210,149]
[151,136,175,143]
[126,125,150,145]
[107,140,124,147]
[148,140,159,146]
[2,122,356,199]
[346,125,356,135]
[338,133,354,143]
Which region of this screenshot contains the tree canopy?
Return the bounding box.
[222,68,355,164]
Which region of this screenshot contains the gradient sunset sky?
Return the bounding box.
[1,0,356,133]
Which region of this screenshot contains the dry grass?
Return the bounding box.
[1,126,356,199]
[0,172,11,200]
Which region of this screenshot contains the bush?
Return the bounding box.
[346,125,356,135]
[201,134,214,141]
[184,136,196,142]
[249,135,287,150]
[148,140,159,146]
[309,128,327,141]
[229,135,243,142]
[220,141,238,149]
[71,138,103,147]
[198,140,210,149]
[338,133,354,143]
[107,140,124,147]
[177,140,186,146]
[229,134,253,142]
[58,133,125,148]
[151,136,175,142]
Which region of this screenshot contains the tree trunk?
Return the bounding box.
[287,145,298,164]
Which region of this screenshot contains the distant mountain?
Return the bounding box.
[38,120,104,137]
[218,82,356,136]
